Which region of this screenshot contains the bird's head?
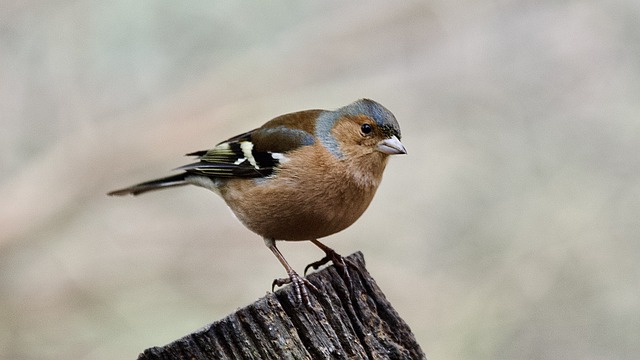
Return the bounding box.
[322,99,407,159]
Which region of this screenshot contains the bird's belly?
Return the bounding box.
[221,178,376,241]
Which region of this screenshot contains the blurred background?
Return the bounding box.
[1,1,639,359]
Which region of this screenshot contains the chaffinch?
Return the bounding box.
[109,98,406,305]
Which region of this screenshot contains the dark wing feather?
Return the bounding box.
[181,122,316,179]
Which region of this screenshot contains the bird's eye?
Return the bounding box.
[361,123,373,135]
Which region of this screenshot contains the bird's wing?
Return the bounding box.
[179,110,321,178]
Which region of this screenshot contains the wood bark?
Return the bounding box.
[137,252,425,359]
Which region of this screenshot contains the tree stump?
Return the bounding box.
[137,252,426,359]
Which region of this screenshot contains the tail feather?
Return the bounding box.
[108,173,188,196]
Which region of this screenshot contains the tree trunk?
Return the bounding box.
[137,251,426,359]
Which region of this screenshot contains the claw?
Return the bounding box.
[304,255,331,275]
[306,240,358,291]
[272,271,319,307]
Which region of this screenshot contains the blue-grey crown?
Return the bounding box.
[340,99,401,139]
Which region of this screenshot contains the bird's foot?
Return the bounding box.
[272,271,318,307]
[304,248,357,291]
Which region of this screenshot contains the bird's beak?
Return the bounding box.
[377,135,407,155]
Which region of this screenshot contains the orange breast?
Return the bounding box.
[218,144,385,241]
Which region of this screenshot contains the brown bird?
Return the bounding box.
[108,99,406,305]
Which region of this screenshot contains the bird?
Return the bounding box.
[108,98,406,305]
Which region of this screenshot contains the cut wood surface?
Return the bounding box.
[137,252,425,360]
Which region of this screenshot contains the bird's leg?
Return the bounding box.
[265,238,318,307]
[304,239,356,289]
